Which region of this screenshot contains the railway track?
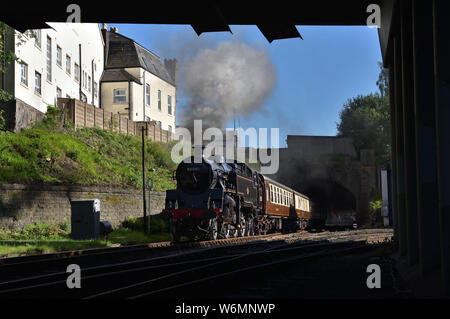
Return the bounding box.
[0,228,393,298]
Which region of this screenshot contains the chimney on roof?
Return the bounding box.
[164,58,178,85]
[102,23,108,30]
[109,27,118,33]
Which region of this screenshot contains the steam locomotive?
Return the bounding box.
[163,155,355,241]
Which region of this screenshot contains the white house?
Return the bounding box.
[100,26,177,134]
[1,23,104,130]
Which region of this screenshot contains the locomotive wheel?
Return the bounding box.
[231,226,238,238]
[220,223,230,239]
[172,220,181,242]
[208,219,218,240]
[245,218,254,236]
[173,231,181,242]
[238,219,246,237]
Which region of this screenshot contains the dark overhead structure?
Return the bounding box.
[1,0,380,42]
[379,0,450,296]
[1,0,449,296]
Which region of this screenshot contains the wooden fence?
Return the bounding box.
[57,98,174,143]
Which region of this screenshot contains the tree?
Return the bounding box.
[336,63,391,165]
[0,22,18,103]
[0,22,32,130]
[376,61,389,98]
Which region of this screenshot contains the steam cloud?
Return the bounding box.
[179,41,277,133]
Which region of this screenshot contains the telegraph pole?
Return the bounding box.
[233,111,237,163]
[141,125,149,234]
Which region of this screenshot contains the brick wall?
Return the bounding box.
[0,184,166,230]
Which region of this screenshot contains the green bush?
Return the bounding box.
[122,216,170,234]
[0,222,69,241]
[370,199,382,212]
[0,109,5,131]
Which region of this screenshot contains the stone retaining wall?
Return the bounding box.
[0,184,166,230]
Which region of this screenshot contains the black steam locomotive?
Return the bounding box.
[163,155,356,241]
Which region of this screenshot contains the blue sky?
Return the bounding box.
[105,24,382,147]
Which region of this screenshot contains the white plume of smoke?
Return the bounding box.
[179,41,277,132]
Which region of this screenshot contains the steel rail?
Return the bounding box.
[129,244,371,299]
[0,229,393,298]
[0,238,322,294]
[83,240,369,299]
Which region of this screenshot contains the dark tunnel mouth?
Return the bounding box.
[293,180,357,213]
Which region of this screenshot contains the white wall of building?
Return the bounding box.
[102,67,176,132]
[13,23,104,113]
[132,68,176,132]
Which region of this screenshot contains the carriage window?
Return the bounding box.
[273,187,276,203]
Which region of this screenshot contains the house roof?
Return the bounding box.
[104,31,175,86]
[100,69,142,84]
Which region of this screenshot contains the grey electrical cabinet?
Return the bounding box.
[70,199,101,240]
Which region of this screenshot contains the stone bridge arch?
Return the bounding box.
[264,136,377,225]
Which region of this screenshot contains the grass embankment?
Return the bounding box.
[0,217,172,256]
[0,106,177,190]
[0,106,177,256]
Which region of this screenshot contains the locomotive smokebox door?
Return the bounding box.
[70,199,101,240]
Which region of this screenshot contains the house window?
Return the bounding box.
[74,63,79,82]
[46,36,52,82]
[56,46,62,67]
[94,82,98,98]
[56,87,62,99]
[66,55,71,74]
[35,72,41,94]
[113,89,127,104]
[156,121,162,128]
[168,125,172,133]
[145,116,151,122]
[145,84,150,105]
[20,62,28,86]
[34,30,41,48]
[88,76,91,92]
[168,95,172,115]
[158,90,161,111]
